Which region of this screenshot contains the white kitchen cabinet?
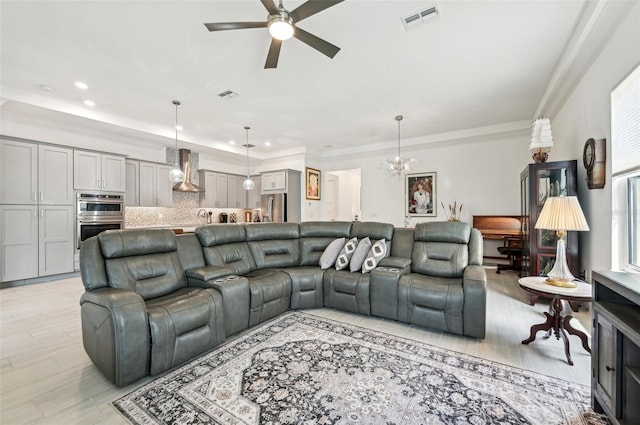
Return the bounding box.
[0,139,37,204]
[125,159,140,206]
[198,171,233,208]
[38,205,74,276]
[216,173,228,207]
[261,170,287,192]
[74,150,125,192]
[246,175,262,210]
[38,145,74,205]
[0,205,73,282]
[227,175,239,208]
[0,140,73,205]
[1,205,38,281]
[139,161,173,207]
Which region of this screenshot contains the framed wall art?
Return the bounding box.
[406,172,437,217]
[305,167,321,200]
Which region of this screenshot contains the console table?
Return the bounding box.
[591,270,640,425]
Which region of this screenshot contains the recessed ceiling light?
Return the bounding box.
[265,141,271,147]
[75,81,89,90]
[83,100,95,107]
[229,140,236,145]
[39,84,53,92]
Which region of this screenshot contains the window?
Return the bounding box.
[611,64,640,271]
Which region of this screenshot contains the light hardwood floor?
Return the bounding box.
[0,269,593,424]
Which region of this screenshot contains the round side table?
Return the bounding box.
[518,276,592,365]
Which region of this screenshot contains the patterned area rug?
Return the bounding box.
[113,311,608,425]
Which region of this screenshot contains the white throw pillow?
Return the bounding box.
[362,238,388,273]
[319,237,346,270]
[349,237,372,272]
[335,237,358,270]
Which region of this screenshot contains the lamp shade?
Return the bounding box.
[535,196,589,231]
[529,118,554,150]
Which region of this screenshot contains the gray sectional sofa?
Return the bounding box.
[79,220,486,387]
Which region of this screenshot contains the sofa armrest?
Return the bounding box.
[462,265,487,339]
[186,266,237,284]
[378,256,411,270]
[79,288,149,387]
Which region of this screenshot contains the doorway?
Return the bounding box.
[325,169,361,221]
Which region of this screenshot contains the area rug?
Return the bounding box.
[113,311,607,425]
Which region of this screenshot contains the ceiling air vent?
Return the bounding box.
[402,5,440,31]
[218,90,239,99]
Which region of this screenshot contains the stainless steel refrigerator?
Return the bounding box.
[260,193,287,222]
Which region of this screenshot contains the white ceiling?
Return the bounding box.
[0,0,606,160]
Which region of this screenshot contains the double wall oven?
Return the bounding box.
[76,193,124,250]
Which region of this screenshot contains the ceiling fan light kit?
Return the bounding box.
[268,15,294,40]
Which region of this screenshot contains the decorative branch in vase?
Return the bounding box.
[441,201,463,222]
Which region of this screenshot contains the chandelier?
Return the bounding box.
[242,126,255,190]
[382,115,416,177]
[168,100,185,183]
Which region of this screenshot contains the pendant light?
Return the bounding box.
[242,126,255,190]
[382,115,416,177]
[168,100,185,183]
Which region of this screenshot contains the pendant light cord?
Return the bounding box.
[245,126,251,176]
[396,115,403,160]
[173,100,181,161]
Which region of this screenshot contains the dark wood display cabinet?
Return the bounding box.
[592,271,640,425]
[520,160,579,279]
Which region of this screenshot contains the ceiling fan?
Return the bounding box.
[204,0,344,69]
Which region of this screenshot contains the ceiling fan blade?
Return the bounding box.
[260,0,279,15]
[290,0,344,22]
[265,38,283,69]
[294,27,340,59]
[204,21,267,32]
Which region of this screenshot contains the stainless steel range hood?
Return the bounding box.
[173,148,204,192]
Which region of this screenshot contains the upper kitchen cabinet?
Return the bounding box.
[227,174,246,208]
[246,175,262,210]
[125,159,140,206]
[261,170,287,193]
[0,139,73,205]
[198,171,228,208]
[74,150,126,192]
[139,161,173,207]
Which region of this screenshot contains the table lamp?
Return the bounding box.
[534,196,589,288]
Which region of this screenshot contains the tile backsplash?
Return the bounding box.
[125,207,249,228]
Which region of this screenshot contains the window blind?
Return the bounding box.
[611,65,640,176]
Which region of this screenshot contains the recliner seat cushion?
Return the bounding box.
[398,274,464,335]
[146,287,225,375]
[244,269,292,327]
[323,269,371,315]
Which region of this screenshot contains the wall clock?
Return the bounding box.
[583,138,606,189]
